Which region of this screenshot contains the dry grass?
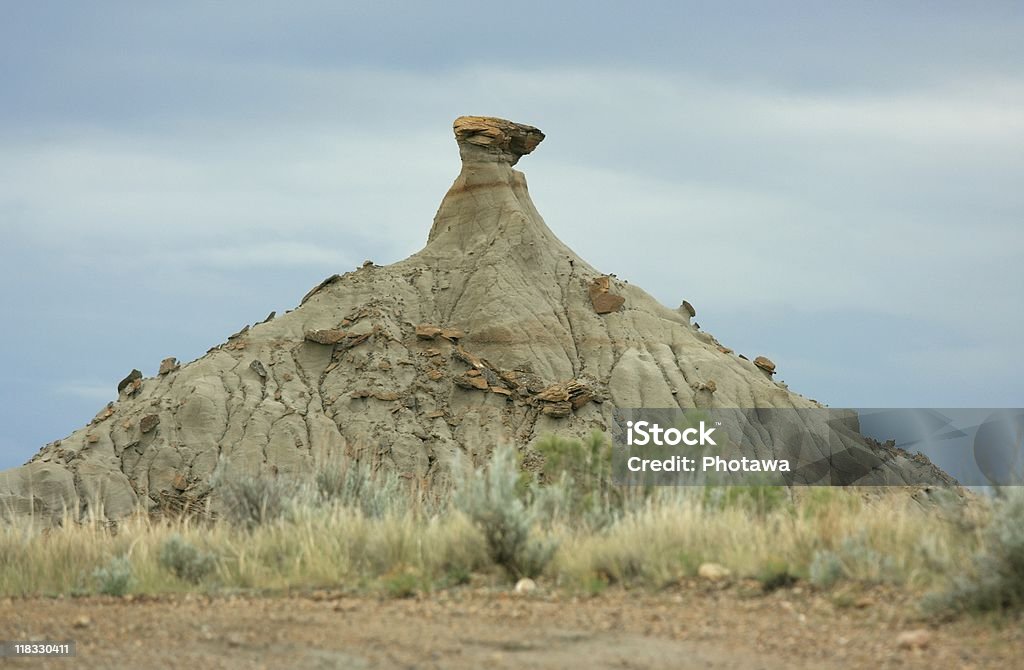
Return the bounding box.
[0,506,491,597]
[0,486,987,603]
[5,441,1017,622]
[551,488,983,593]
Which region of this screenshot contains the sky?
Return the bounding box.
[1,2,1022,470]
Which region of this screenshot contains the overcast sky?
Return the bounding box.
[1,2,1021,470]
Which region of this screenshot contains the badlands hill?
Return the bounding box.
[1,116,952,521]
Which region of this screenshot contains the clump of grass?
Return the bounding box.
[92,555,133,596]
[535,432,625,528]
[704,483,789,517]
[158,534,217,584]
[213,467,298,529]
[315,456,404,518]
[453,445,557,580]
[381,566,422,599]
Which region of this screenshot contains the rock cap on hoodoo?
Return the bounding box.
[453,116,545,166]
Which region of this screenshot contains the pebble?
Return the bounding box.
[698,563,732,582]
[897,629,932,650]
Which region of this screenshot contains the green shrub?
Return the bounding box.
[442,565,472,587]
[809,550,845,589]
[158,534,217,584]
[925,488,1024,614]
[454,445,557,579]
[757,558,797,592]
[92,556,133,596]
[381,568,421,599]
[837,533,897,583]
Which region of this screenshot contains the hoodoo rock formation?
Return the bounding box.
[1,116,953,522]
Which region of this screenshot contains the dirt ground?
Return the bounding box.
[2,584,1020,669]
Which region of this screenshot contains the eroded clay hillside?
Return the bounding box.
[1,116,951,521]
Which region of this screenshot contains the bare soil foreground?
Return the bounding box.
[3,586,1019,669]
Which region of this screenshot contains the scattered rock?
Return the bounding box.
[92,403,115,423]
[514,578,537,594]
[117,369,142,394]
[454,346,485,369]
[86,433,100,444]
[340,330,375,350]
[588,276,625,314]
[533,380,594,415]
[416,324,443,339]
[694,380,717,393]
[698,563,731,582]
[261,311,276,323]
[227,325,249,340]
[158,357,180,375]
[73,615,92,629]
[680,300,696,317]
[498,368,545,394]
[717,346,733,354]
[301,273,341,304]
[140,414,160,434]
[754,356,776,376]
[536,385,568,402]
[305,329,347,345]
[454,373,489,391]
[541,401,572,417]
[249,359,268,379]
[440,328,464,341]
[172,474,188,491]
[896,629,932,650]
